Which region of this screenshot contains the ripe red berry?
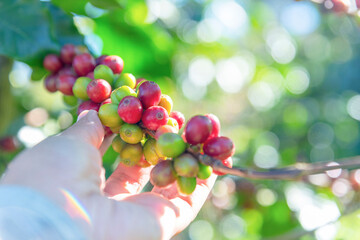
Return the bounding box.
[205,113,220,140]
[86,79,112,103]
[44,74,57,92]
[96,55,108,65]
[57,74,76,95]
[100,98,112,106]
[58,66,76,77]
[138,81,162,109]
[117,96,143,124]
[203,136,235,160]
[169,111,185,129]
[77,100,100,115]
[43,54,62,73]
[213,157,233,175]
[185,115,212,145]
[0,136,20,152]
[101,55,124,74]
[60,44,76,64]
[136,78,147,87]
[86,71,94,80]
[142,106,169,131]
[72,53,95,76]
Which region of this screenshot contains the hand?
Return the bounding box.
[0,110,216,240]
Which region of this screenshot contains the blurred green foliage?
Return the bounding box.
[2,0,360,239]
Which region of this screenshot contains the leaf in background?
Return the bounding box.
[0,0,59,65]
[93,11,173,78]
[51,0,88,16]
[46,3,84,47]
[90,0,124,10]
[0,0,83,79]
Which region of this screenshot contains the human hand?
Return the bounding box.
[0,110,216,240]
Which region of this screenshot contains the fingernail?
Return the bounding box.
[77,110,89,122]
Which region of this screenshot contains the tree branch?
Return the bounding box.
[141,127,360,180]
[197,153,360,180]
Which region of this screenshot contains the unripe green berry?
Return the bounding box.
[156,133,187,158]
[197,163,212,180]
[73,77,91,100]
[144,138,164,165]
[99,103,123,127]
[173,153,199,177]
[120,124,144,144]
[112,135,126,153]
[94,64,114,84]
[114,73,136,89]
[177,176,196,195]
[119,143,143,166]
[110,86,137,105]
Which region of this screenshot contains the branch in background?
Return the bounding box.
[197,153,360,180]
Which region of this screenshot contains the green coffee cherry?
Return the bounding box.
[197,163,212,180]
[144,138,164,165]
[173,153,199,177]
[119,143,143,166]
[177,176,196,195]
[114,73,136,89]
[63,95,78,106]
[110,86,137,105]
[99,103,123,127]
[94,65,114,84]
[156,133,187,158]
[73,77,91,100]
[112,135,126,153]
[120,124,144,144]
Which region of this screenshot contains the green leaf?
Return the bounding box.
[46,3,83,47]
[93,12,173,77]
[0,0,83,72]
[90,0,124,10]
[0,0,59,64]
[51,0,88,15]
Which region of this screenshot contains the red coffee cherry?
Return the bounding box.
[72,53,95,76]
[185,115,212,145]
[137,81,162,109]
[43,54,63,73]
[141,106,169,131]
[44,74,58,92]
[86,79,112,103]
[169,111,185,129]
[57,74,76,95]
[101,55,124,74]
[203,136,235,160]
[150,160,177,187]
[60,44,76,64]
[117,96,143,124]
[77,100,100,115]
[205,113,220,140]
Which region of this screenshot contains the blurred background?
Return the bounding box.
[1,0,360,239]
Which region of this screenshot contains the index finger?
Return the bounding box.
[60,110,104,148]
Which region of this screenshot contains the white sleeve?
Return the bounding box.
[0,185,87,240]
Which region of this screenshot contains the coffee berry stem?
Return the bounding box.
[187,148,360,180]
[140,125,360,180]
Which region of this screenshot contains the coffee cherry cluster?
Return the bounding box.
[42,44,235,195]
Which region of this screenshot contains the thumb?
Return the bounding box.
[60,110,104,148]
